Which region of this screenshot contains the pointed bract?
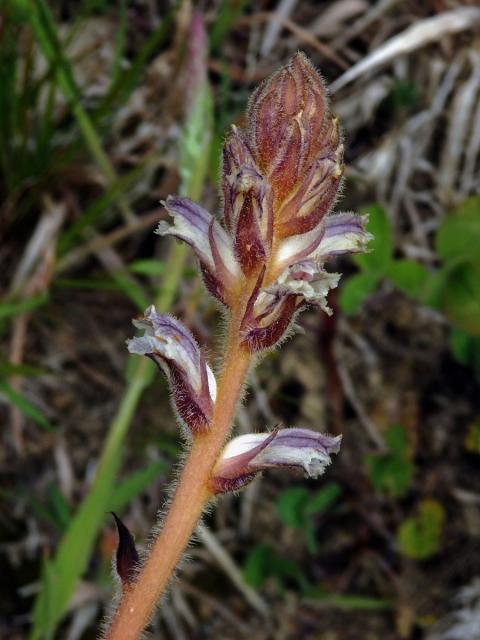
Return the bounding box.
[112,512,139,590]
[211,428,342,493]
[127,306,216,433]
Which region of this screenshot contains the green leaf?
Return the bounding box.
[304,483,341,517]
[209,0,249,50]
[441,262,480,336]
[243,543,309,592]
[277,487,310,528]
[0,379,55,432]
[339,272,380,315]
[243,544,274,588]
[436,197,480,264]
[449,329,480,375]
[366,425,414,498]
[0,293,49,321]
[386,259,429,298]
[354,204,393,273]
[397,499,445,560]
[310,591,393,611]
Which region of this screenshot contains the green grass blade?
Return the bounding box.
[109,459,170,514]
[0,379,55,432]
[0,293,49,321]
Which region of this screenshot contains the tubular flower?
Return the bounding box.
[210,428,342,494]
[127,306,216,433]
[156,196,240,306]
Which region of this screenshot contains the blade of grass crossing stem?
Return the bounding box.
[30,60,213,640]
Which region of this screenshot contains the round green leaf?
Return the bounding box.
[339,272,380,315]
[354,204,393,273]
[441,263,480,335]
[436,197,480,264]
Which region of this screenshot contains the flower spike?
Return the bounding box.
[127,306,216,433]
[210,428,342,494]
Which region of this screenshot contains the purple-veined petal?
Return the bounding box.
[127,306,216,432]
[265,261,340,316]
[156,195,240,304]
[274,213,370,272]
[313,212,372,259]
[211,428,342,493]
[241,260,340,352]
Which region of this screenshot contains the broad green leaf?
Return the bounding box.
[354,204,393,272]
[243,544,308,592]
[304,483,341,517]
[441,263,480,335]
[436,197,480,264]
[366,425,414,497]
[276,487,310,528]
[449,329,480,375]
[386,259,429,298]
[397,499,445,560]
[243,544,274,588]
[339,272,380,315]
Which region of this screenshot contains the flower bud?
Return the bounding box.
[247,52,343,237]
[127,306,216,433]
[222,126,273,275]
[210,428,341,494]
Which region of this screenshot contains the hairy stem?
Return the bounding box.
[105,300,251,639]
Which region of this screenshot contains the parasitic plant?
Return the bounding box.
[105,52,371,639]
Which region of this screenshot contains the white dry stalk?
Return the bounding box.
[438,51,480,205]
[195,523,269,617]
[260,0,299,56]
[330,7,480,94]
[460,97,480,198]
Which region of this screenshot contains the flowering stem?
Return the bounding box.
[106,298,251,640]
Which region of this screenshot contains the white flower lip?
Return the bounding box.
[127,306,216,431]
[275,212,371,271]
[212,428,342,493]
[157,195,240,282]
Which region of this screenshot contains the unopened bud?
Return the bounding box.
[247,52,343,238]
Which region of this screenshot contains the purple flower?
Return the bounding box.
[127,306,216,433]
[210,428,342,494]
[157,195,240,306]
